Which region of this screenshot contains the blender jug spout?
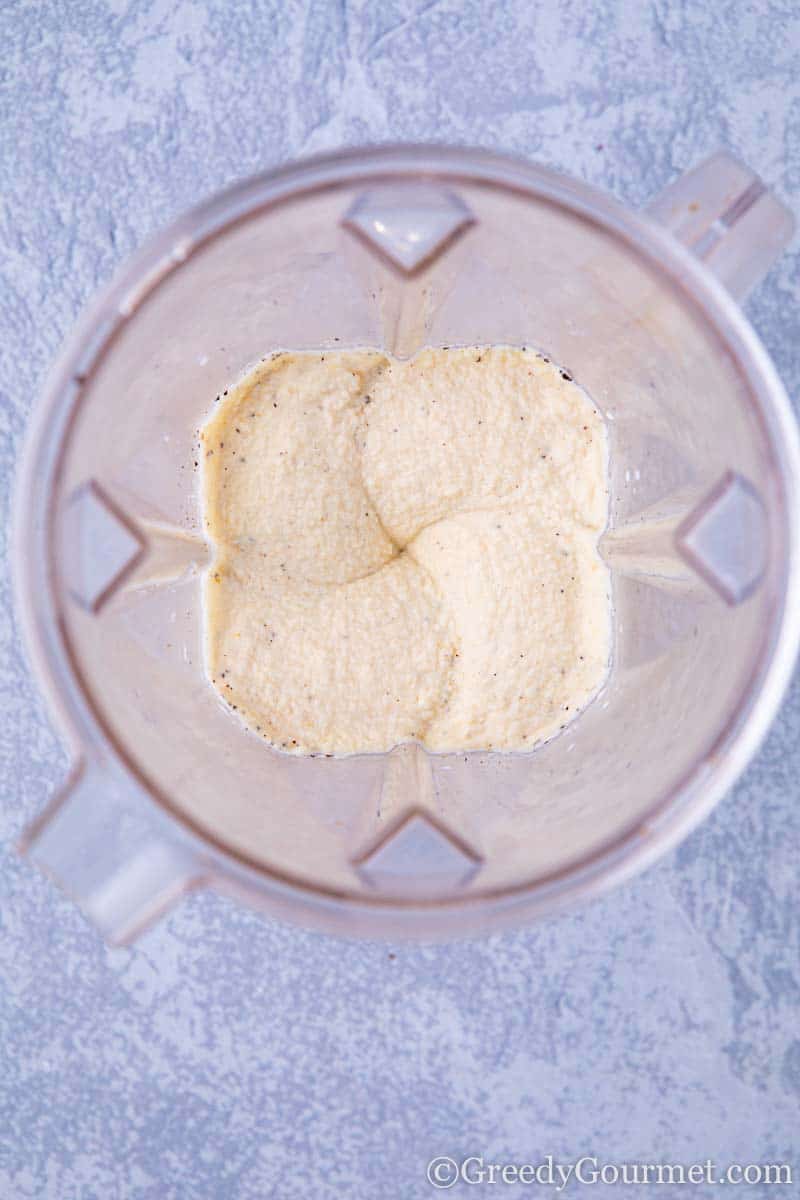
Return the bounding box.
[647,151,795,300]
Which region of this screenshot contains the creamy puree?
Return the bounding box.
[201,347,609,755]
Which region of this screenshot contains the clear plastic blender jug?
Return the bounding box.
[15,147,800,941]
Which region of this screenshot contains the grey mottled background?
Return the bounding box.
[2,2,799,1198]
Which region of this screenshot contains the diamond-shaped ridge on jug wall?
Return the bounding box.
[343,186,474,274]
[61,481,145,612]
[355,810,481,897]
[676,471,768,605]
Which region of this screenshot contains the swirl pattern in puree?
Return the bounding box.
[201,346,610,755]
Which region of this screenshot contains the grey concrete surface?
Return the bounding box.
[1,2,799,1197]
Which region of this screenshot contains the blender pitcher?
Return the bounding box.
[14,147,800,942]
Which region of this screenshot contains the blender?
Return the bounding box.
[14,146,800,941]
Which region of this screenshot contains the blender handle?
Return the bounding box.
[647,151,795,301]
[20,759,204,943]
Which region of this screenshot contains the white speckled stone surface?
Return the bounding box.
[2,3,799,1197]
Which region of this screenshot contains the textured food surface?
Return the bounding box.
[201,346,609,753]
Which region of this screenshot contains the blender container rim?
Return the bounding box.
[12,143,800,935]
